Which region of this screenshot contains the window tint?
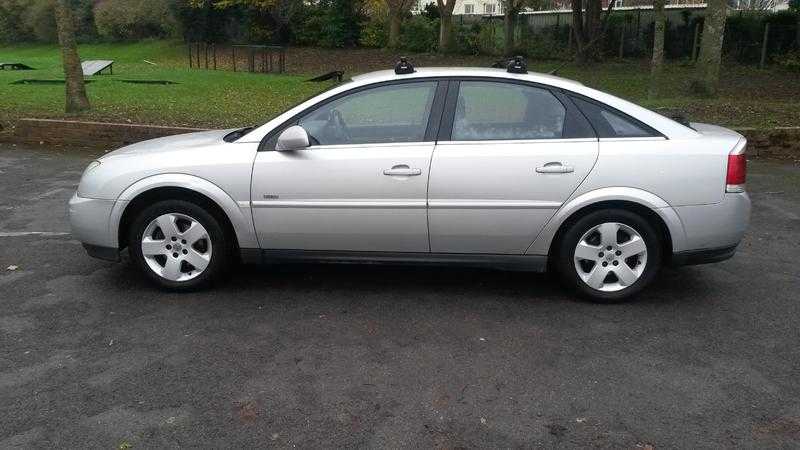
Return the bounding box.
[298,82,437,146]
[570,96,657,138]
[452,81,566,141]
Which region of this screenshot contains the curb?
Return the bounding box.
[0,118,213,150]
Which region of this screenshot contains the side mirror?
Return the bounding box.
[275,125,310,151]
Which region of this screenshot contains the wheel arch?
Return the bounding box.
[109,174,258,251]
[527,187,687,260]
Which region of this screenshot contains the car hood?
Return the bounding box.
[99,129,236,160]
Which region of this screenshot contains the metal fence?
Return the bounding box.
[451,7,798,64]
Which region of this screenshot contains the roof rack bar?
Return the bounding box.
[394,57,415,75]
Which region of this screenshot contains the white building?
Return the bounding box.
[411,0,505,16]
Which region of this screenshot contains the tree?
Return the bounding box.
[54,0,90,113]
[385,0,414,48]
[790,0,799,49]
[501,0,525,56]
[437,0,456,52]
[571,0,616,64]
[690,0,727,96]
[648,0,666,99]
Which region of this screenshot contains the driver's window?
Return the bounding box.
[298,81,437,146]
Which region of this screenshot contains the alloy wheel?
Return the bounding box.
[573,222,648,292]
[140,213,212,282]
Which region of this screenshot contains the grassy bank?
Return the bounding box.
[2,40,798,129]
[1,41,334,128]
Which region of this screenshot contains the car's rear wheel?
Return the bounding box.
[128,200,232,290]
[555,209,662,302]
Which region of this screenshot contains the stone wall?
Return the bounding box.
[736,127,800,160]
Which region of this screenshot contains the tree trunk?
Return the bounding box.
[572,0,587,63]
[54,0,90,113]
[572,0,614,64]
[439,13,454,52]
[648,0,666,99]
[388,7,402,48]
[691,0,727,96]
[504,9,517,56]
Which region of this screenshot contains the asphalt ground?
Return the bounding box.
[1,144,799,448]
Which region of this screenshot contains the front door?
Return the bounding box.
[428,80,599,254]
[251,80,442,252]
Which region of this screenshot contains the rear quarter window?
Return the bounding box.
[569,96,661,139]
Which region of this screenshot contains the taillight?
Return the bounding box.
[726,153,746,193]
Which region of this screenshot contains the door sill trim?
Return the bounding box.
[244,249,547,272]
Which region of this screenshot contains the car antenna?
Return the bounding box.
[548,60,569,75]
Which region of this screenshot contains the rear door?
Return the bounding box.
[428,79,599,254]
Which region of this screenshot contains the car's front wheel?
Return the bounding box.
[555,209,662,302]
[128,200,232,290]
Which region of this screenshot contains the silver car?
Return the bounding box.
[68,61,750,301]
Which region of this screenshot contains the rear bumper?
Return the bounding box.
[673,192,751,251]
[671,244,738,266]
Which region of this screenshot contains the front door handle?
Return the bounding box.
[536,162,574,174]
[384,165,422,177]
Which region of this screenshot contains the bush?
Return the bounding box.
[292,0,362,47]
[400,15,438,52]
[452,21,499,55]
[0,0,95,44]
[359,18,388,48]
[94,0,177,41]
[777,50,800,71]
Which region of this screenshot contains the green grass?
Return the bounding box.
[1,40,798,129]
[0,40,334,128]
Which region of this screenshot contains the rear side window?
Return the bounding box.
[570,96,659,138]
[452,81,566,141]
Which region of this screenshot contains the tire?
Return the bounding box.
[555,209,662,303]
[128,200,233,291]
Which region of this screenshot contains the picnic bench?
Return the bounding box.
[81,60,114,76]
[0,62,35,70]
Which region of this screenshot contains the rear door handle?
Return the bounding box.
[536,162,574,174]
[384,165,422,177]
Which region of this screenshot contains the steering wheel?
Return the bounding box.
[329,109,352,143]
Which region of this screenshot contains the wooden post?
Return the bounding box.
[619,26,625,59]
[759,22,770,69]
[691,22,700,61]
[567,24,572,50]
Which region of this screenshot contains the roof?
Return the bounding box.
[350,67,585,90]
[242,66,699,142]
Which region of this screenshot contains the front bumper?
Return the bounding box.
[68,193,119,259]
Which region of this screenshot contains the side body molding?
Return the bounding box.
[108,173,258,250]
[525,187,688,256]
